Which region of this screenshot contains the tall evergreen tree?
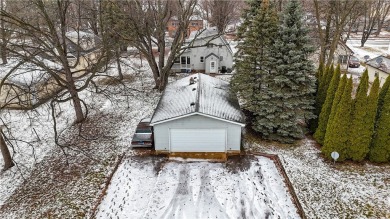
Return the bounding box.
[327,74,347,130]
[231,0,278,135]
[311,65,332,132]
[376,75,390,122]
[314,65,341,145]
[348,71,378,161]
[322,77,353,161]
[252,0,316,142]
[370,79,390,162]
[309,63,325,132]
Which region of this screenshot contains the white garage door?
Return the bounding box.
[170,129,226,152]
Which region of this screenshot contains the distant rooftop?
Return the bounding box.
[366,55,390,74]
[151,73,245,125]
[188,27,219,40]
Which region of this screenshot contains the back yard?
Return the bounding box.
[0,57,389,219]
[95,155,300,219]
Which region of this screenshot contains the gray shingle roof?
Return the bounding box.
[150,73,245,125]
[366,55,390,74]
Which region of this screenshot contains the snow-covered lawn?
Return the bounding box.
[0,57,160,217]
[96,155,300,219]
[247,137,390,219]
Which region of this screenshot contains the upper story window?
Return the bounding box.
[200,56,204,62]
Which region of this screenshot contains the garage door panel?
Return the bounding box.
[170,129,226,152]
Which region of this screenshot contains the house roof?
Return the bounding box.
[337,40,353,54]
[187,28,233,55]
[65,31,101,57]
[366,55,390,74]
[150,73,245,126]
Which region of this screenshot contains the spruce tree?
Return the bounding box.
[370,79,390,162]
[348,71,377,161]
[231,0,279,136]
[322,76,353,161]
[251,0,316,143]
[314,65,341,145]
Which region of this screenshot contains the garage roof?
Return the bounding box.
[150,73,245,126]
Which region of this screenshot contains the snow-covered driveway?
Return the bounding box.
[96,155,299,219]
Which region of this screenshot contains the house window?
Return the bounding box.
[375,71,379,77]
[200,56,204,62]
[219,44,222,48]
[220,56,223,61]
[191,22,198,26]
[180,56,191,69]
[207,44,213,48]
[174,57,180,64]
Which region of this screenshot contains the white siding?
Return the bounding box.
[367,65,388,87]
[172,36,233,72]
[153,114,241,152]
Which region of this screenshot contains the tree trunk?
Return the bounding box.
[115,49,123,80]
[0,130,14,171]
[65,70,85,123]
[0,43,6,64]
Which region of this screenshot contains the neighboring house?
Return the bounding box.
[65,31,102,74]
[0,59,63,109]
[366,55,390,86]
[171,28,233,74]
[335,40,354,70]
[167,16,203,38]
[150,73,245,160]
[0,31,101,109]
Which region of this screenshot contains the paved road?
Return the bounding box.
[348,39,390,47]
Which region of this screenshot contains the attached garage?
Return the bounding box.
[150,73,245,158]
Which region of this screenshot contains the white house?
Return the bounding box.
[366,55,390,86]
[172,28,234,74]
[150,73,245,160]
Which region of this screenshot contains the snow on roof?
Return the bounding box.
[187,28,233,55]
[188,27,219,40]
[65,31,101,53]
[170,15,203,21]
[366,55,390,74]
[0,58,61,86]
[151,73,245,125]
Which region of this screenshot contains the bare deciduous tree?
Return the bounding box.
[105,0,198,91]
[312,0,359,66]
[1,0,112,123]
[375,0,390,36]
[0,126,13,171]
[200,0,244,33]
